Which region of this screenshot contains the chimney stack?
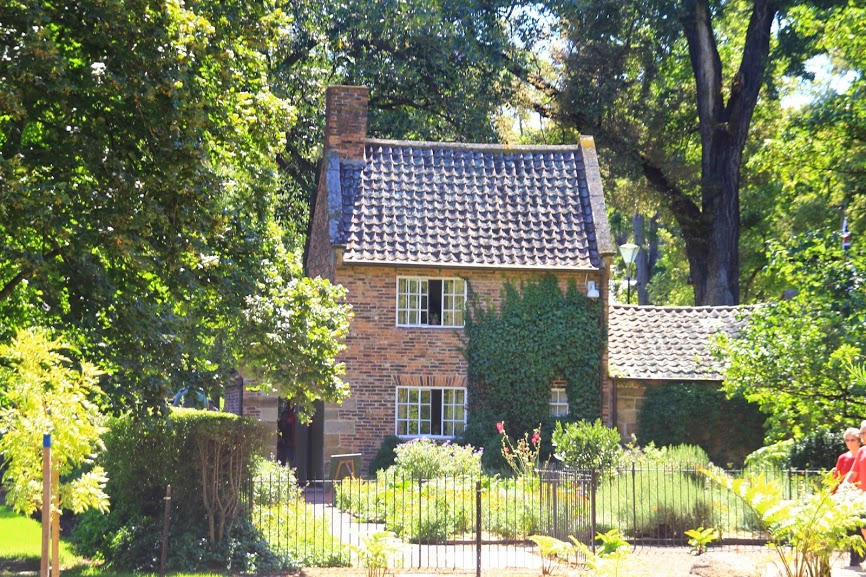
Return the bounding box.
[325,85,369,161]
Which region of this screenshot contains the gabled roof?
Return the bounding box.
[326,138,613,270]
[607,305,751,381]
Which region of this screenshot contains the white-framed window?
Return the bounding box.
[396,277,466,327]
[550,388,569,417]
[396,386,466,437]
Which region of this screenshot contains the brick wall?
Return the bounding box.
[323,262,608,474]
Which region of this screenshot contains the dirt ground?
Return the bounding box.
[296,547,866,577]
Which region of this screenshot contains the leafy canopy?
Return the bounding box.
[0,0,352,416]
[716,233,865,439]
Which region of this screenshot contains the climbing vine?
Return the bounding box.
[462,276,604,462]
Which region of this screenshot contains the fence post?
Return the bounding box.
[590,470,597,554]
[41,434,50,577]
[160,484,172,577]
[631,462,637,539]
[418,477,422,568]
[476,480,482,577]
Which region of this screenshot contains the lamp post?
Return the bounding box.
[619,242,639,304]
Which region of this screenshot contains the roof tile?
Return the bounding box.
[608,305,751,381]
[335,140,602,268]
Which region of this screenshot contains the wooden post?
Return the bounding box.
[51,461,60,577]
[41,434,51,577]
[159,484,172,577]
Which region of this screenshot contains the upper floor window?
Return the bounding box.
[396,277,466,327]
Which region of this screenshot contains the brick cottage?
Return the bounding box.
[234,86,756,481]
[296,85,615,478]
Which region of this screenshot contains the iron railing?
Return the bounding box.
[243,466,824,570]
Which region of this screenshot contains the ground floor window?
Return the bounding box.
[396,386,466,437]
[550,387,569,417]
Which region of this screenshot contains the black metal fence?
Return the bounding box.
[244,466,823,570]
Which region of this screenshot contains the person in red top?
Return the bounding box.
[841,422,866,566]
[834,427,861,489]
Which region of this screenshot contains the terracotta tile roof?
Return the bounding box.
[608,305,751,381]
[331,139,612,269]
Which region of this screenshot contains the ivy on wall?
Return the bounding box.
[462,275,604,461]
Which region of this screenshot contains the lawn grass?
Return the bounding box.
[0,505,85,571]
[0,506,251,577]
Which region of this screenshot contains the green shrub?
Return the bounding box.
[252,457,301,506]
[72,408,271,571]
[636,383,764,467]
[392,438,482,478]
[369,435,402,475]
[253,501,347,567]
[551,419,621,474]
[662,444,712,469]
[788,428,840,470]
[597,468,718,538]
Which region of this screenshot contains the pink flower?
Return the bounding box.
[504,446,510,453]
[532,431,541,446]
[496,421,505,435]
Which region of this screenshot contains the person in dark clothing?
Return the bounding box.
[277,407,296,466]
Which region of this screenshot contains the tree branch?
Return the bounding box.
[726,0,777,148]
[0,245,64,302]
[681,0,723,141]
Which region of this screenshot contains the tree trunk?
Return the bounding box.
[633,213,650,305]
[677,0,775,305]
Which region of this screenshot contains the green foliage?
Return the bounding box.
[252,501,347,568]
[368,435,402,476]
[73,409,269,571]
[551,420,621,474]
[0,328,108,515]
[788,428,840,471]
[744,440,797,471]
[702,467,866,577]
[348,531,402,577]
[238,235,353,421]
[252,457,301,506]
[464,276,604,456]
[716,234,866,438]
[660,445,712,470]
[528,534,573,575]
[636,383,765,467]
[391,438,482,479]
[0,0,301,416]
[596,469,718,539]
[569,529,631,576]
[684,527,719,555]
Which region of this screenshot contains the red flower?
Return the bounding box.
[532,431,541,446]
[496,421,505,435]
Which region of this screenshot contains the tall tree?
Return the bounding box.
[270,0,530,234]
[0,0,351,416]
[517,0,833,304]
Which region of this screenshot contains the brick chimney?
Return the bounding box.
[325,85,369,161]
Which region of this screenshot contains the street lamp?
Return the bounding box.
[619,242,639,304]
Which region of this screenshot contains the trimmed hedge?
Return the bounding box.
[71,408,274,572]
